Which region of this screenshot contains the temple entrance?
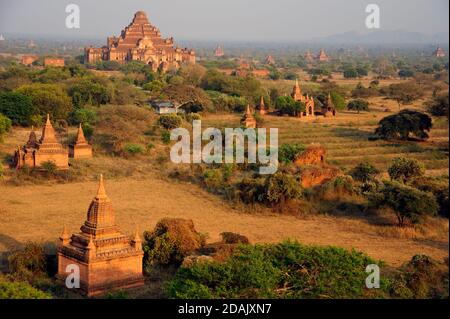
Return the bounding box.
[308,106,313,115]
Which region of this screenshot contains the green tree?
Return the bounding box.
[375,110,432,140]
[275,96,303,116]
[278,143,305,163]
[388,157,425,184]
[0,113,12,139]
[158,114,182,130]
[0,92,34,125]
[16,83,72,120]
[350,161,380,183]
[426,92,449,118]
[347,99,369,113]
[370,181,438,226]
[330,91,346,110]
[386,82,424,109]
[265,172,301,209]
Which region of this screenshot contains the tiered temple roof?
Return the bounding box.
[69,124,93,159]
[292,80,315,117]
[57,175,144,296]
[85,11,195,72]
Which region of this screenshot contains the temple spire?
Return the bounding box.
[96,174,108,200]
[76,123,87,144]
[39,114,57,144]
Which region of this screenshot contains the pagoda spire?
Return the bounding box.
[39,114,57,144]
[96,174,108,200]
[76,123,87,144]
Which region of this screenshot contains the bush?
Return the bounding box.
[347,99,369,113]
[186,113,201,123]
[426,92,449,117]
[220,232,250,244]
[161,130,171,144]
[265,172,301,209]
[375,110,432,140]
[388,157,425,184]
[7,242,47,282]
[278,143,305,164]
[411,177,449,218]
[40,160,58,176]
[0,276,52,299]
[0,113,12,138]
[350,161,380,183]
[158,114,182,130]
[166,241,386,299]
[123,143,145,156]
[369,181,438,226]
[143,218,206,268]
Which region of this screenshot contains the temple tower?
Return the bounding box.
[69,124,93,159]
[241,105,257,128]
[57,175,144,296]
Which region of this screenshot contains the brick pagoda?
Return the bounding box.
[14,115,69,170]
[57,175,144,296]
[292,80,315,117]
[69,124,93,159]
[241,105,257,128]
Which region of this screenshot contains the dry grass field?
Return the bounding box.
[0,105,449,267]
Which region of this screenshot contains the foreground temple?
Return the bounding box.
[85,11,195,72]
[14,115,68,170]
[57,175,144,296]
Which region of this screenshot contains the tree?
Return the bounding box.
[0,92,34,125]
[330,91,346,110]
[265,172,301,210]
[158,114,183,130]
[398,69,414,78]
[370,181,438,226]
[15,83,72,120]
[375,110,432,140]
[426,92,449,118]
[347,99,369,113]
[388,157,425,184]
[275,96,303,116]
[350,161,380,182]
[162,84,212,112]
[278,143,305,163]
[0,113,12,139]
[386,82,424,109]
[67,78,112,107]
[343,68,358,78]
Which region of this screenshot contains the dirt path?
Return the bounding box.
[0,175,448,266]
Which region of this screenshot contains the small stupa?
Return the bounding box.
[258,96,268,115]
[69,123,93,159]
[241,105,257,128]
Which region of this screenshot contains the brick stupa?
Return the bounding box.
[69,124,93,159]
[241,105,257,128]
[258,96,268,115]
[57,175,144,296]
[292,80,315,117]
[14,115,69,170]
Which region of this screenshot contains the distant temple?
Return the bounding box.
[434,46,446,58]
[57,175,144,296]
[21,55,39,66]
[0,34,4,41]
[258,96,267,115]
[14,115,69,170]
[214,45,225,57]
[317,49,330,62]
[241,105,257,128]
[84,11,195,72]
[322,93,337,117]
[44,57,65,67]
[69,124,93,159]
[292,80,315,117]
[304,50,314,63]
[265,55,275,65]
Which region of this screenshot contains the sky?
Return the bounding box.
[0,0,448,41]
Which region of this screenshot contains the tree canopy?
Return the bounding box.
[375,109,432,140]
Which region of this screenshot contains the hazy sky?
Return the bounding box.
[0,0,448,41]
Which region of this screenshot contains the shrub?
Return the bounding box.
[186,113,201,123]
[40,160,58,176]
[347,99,369,113]
[350,161,380,183]
[70,107,98,125]
[166,241,386,299]
[7,242,47,282]
[143,218,206,268]
[0,276,51,299]
[0,113,12,138]
[161,130,171,144]
[388,157,425,184]
[278,143,305,164]
[375,110,432,140]
[158,114,182,130]
[369,181,438,226]
[220,232,250,244]
[411,177,449,218]
[123,143,145,156]
[236,176,266,205]
[426,92,449,117]
[391,255,449,298]
[265,172,301,209]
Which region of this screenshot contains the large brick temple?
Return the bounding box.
[57,175,144,296]
[84,11,195,72]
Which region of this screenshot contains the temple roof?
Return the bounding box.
[75,123,87,144]
[39,114,58,144]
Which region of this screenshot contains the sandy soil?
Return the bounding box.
[0,175,448,267]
